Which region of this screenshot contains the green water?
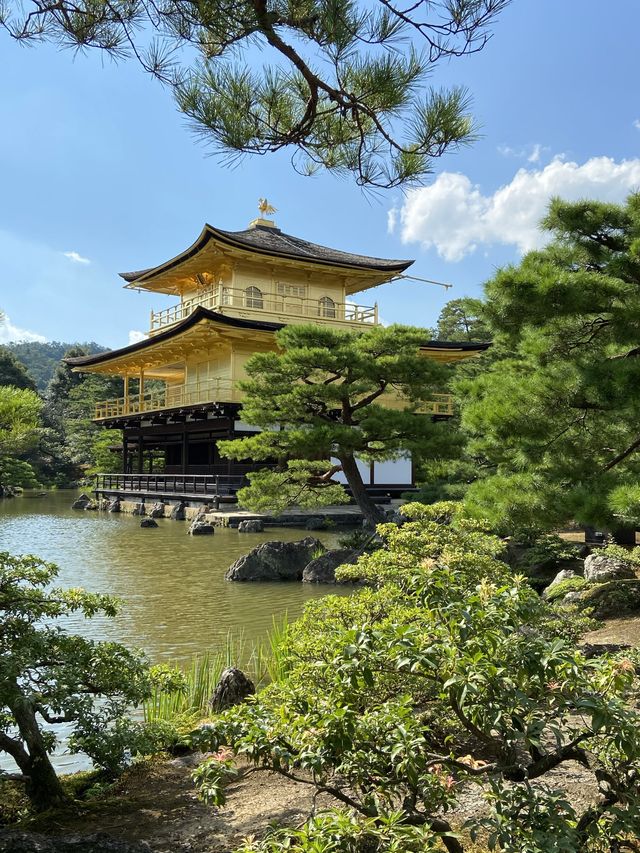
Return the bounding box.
[0,491,345,773]
[0,492,342,663]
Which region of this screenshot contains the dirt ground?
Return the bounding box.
[19,755,326,853]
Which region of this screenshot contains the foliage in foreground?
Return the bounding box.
[460,193,640,533]
[192,503,640,852]
[0,553,183,811]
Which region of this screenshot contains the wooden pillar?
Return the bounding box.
[122,432,128,474]
[124,375,130,414]
[182,428,189,474]
[138,435,144,474]
[139,368,145,411]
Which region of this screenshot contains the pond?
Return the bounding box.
[0,491,344,772]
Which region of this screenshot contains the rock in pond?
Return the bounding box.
[188,519,215,535]
[148,502,165,519]
[140,518,158,528]
[302,548,358,584]
[226,537,324,582]
[304,516,325,531]
[583,553,635,583]
[71,493,92,510]
[238,519,264,533]
[131,502,146,516]
[169,501,186,521]
[210,666,255,712]
[107,498,120,513]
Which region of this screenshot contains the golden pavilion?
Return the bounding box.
[68,205,488,504]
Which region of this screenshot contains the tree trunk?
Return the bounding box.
[9,695,67,811]
[338,452,386,527]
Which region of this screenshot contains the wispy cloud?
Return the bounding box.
[0,313,47,344]
[497,142,549,164]
[393,155,640,262]
[633,119,640,130]
[128,330,147,345]
[63,250,91,265]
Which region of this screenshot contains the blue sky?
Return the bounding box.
[1,0,639,347]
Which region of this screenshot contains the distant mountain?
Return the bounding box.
[6,341,109,392]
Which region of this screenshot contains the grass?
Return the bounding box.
[143,615,292,725]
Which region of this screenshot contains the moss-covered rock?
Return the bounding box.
[545,576,589,602]
[576,579,640,618]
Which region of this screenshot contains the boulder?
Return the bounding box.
[84,500,99,511]
[140,518,158,528]
[583,553,635,583]
[131,503,146,516]
[304,516,325,531]
[0,832,151,852]
[148,502,165,519]
[188,519,215,535]
[169,501,186,521]
[107,498,120,513]
[226,537,324,582]
[302,548,358,583]
[71,492,92,510]
[210,667,255,712]
[576,579,640,618]
[542,568,578,599]
[238,519,264,533]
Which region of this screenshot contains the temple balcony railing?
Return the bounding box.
[94,381,454,421]
[94,378,242,420]
[148,286,378,333]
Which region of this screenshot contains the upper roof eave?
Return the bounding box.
[119,223,414,286]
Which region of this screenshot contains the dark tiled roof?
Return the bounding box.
[120,224,413,283]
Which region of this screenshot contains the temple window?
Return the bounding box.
[319,296,337,318]
[220,286,233,306]
[245,286,264,309]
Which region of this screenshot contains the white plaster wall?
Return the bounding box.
[373,456,412,485]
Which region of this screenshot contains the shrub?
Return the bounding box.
[189,503,640,852]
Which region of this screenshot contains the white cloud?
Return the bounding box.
[63,250,91,265]
[0,314,47,344]
[128,330,147,345]
[498,142,549,163]
[387,206,398,234]
[394,156,640,262]
[633,119,640,130]
[527,143,543,163]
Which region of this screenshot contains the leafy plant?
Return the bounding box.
[190,502,640,852]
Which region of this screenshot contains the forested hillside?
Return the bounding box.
[6,341,108,391]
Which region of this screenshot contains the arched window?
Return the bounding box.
[245,286,263,309]
[318,296,337,318]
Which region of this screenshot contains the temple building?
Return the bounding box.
[67,204,488,505]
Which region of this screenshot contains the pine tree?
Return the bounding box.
[219,324,450,526]
[0,0,507,188]
[459,193,640,533]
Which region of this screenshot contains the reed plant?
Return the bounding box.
[143,615,292,726]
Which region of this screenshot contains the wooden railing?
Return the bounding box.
[95,473,246,497]
[94,380,454,421]
[149,286,378,332]
[94,378,241,420]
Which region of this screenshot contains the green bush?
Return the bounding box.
[189,503,640,852]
